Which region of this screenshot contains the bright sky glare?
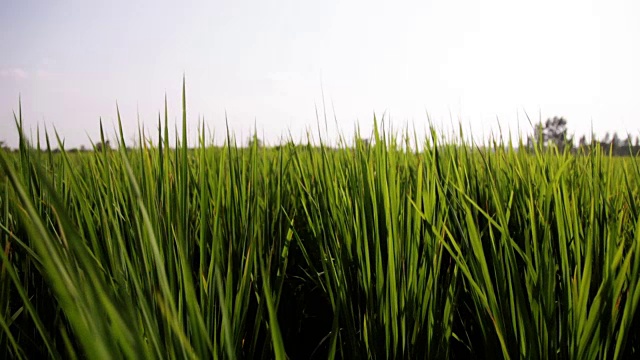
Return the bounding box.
[1,0,638,148]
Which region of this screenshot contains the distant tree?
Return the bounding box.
[578,135,586,146]
[0,141,8,151]
[578,135,587,153]
[621,135,633,155]
[611,132,620,149]
[580,132,640,156]
[544,116,572,151]
[96,140,111,152]
[529,117,572,151]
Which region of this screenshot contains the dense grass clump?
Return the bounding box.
[1,90,640,359]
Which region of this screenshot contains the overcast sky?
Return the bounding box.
[1,0,638,148]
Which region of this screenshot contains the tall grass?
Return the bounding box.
[1,86,639,359]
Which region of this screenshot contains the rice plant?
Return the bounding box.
[0,84,639,359]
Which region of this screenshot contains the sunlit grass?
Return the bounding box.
[1,84,639,359]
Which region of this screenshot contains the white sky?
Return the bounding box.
[1,0,638,148]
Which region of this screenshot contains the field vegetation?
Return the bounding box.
[1,88,640,359]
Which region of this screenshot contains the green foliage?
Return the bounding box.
[1,91,640,359]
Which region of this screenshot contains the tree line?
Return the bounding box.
[1,119,639,156]
[526,116,640,156]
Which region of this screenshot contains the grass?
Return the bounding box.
[1,85,639,359]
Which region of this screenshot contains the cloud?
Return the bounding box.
[0,68,29,79]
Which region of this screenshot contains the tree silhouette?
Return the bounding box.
[611,133,620,150]
[621,135,633,155]
[96,140,111,152]
[602,132,611,146]
[528,116,571,151]
[578,135,587,153]
[543,116,571,151]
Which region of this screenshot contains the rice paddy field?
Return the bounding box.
[1,92,640,359]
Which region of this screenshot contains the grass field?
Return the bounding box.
[1,90,640,359]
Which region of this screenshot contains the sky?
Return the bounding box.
[1,0,638,148]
